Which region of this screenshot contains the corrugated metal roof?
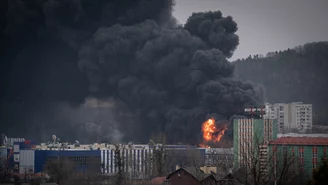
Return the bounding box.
[269,137,328,146]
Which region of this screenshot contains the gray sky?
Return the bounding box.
[173,0,328,60]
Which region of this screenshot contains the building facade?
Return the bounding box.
[3,142,207,179]
[166,168,202,185]
[233,119,278,170]
[278,133,328,138]
[268,137,328,180]
[101,149,154,178]
[264,102,312,133]
[264,103,284,132]
[204,148,233,171]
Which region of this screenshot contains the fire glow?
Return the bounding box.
[202,118,228,142]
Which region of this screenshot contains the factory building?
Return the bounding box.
[1,140,101,175]
[233,119,278,172]
[0,140,208,178]
[204,148,233,167]
[269,137,328,180]
[100,149,153,178]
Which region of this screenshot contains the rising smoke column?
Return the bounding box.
[78,10,264,143]
[0,0,264,143]
[0,0,176,141]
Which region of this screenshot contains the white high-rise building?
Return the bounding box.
[264,103,285,133]
[264,102,312,133]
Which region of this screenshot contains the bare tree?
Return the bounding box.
[149,132,167,145]
[272,146,311,185]
[152,145,166,177]
[0,156,6,183]
[68,157,102,185]
[310,157,328,185]
[206,148,234,173]
[44,157,75,185]
[235,132,305,185]
[112,144,125,185]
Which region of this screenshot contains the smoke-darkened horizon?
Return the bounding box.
[0,0,264,144]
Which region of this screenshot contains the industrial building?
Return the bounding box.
[2,140,101,175]
[100,148,153,178]
[264,102,313,133]
[233,119,278,171]
[269,137,328,180]
[0,138,208,179]
[204,148,233,171]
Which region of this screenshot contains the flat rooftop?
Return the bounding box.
[278,133,328,138]
[269,137,328,146]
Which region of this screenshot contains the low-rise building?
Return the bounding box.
[269,137,328,180]
[205,148,233,165]
[165,168,201,185]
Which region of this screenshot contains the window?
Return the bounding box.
[299,147,304,157]
[312,147,318,169]
[299,147,304,166]
[313,147,318,158]
[283,146,287,154]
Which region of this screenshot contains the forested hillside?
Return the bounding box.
[233,42,328,125]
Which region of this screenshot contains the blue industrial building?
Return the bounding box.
[1,142,101,175]
[34,150,101,174]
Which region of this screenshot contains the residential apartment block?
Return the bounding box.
[264,102,312,133]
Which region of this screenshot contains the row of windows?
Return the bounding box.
[47,156,101,165]
[273,146,325,155]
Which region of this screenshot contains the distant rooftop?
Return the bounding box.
[269,137,328,146]
[278,133,328,138]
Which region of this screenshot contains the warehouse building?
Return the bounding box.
[100,148,153,178]
[1,141,207,178]
[8,147,101,175]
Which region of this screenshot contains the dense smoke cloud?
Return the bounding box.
[0,0,264,144]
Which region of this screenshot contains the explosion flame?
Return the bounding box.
[202,118,228,142]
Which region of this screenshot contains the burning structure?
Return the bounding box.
[202,119,228,143]
[201,118,229,148]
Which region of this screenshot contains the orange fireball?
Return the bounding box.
[202,118,228,142]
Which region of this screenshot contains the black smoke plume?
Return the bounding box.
[0,0,264,144]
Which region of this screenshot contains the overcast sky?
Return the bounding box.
[173,0,328,60]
